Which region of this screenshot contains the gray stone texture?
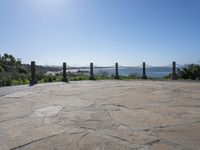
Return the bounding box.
[0,80,200,150]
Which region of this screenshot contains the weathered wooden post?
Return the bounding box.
[30,61,37,85]
[142,62,147,79]
[115,62,120,79]
[62,62,68,82]
[172,61,177,80]
[89,62,95,80]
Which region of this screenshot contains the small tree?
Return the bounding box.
[1,53,17,66]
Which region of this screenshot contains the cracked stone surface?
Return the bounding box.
[0,80,200,150]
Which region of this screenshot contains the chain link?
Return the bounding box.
[1,63,186,70]
[146,64,172,68]
[176,64,185,67]
[119,64,143,68]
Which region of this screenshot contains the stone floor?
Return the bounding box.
[0,80,200,150]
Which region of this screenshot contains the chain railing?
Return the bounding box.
[1,61,186,86]
[146,64,172,68]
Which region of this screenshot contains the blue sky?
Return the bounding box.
[0,0,200,66]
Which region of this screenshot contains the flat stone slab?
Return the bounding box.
[0,80,200,150]
[31,106,63,117]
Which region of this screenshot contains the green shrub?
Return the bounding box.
[0,65,4,72]
[177,64,200,80]
[127,73,140,79]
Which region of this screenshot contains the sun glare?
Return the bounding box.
[34,0,65,6]
[27,0,67,12]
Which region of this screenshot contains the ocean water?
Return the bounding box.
[68,66,182,78]
[93,67,175,78]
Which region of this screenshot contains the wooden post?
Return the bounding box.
[89,63,95,80]
[30,61,37,85]
[172,61,177,80]
[62,62,68,82]
[142,62,147,79]
[115,62,120,79]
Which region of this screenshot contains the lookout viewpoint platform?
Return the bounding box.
[0,80,200,150]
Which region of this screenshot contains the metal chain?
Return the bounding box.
[119,64,143,68]
[1,63,186,69]
[176,64,185,67]
[146,64,172,68]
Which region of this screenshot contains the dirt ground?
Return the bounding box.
[0,80,200,150]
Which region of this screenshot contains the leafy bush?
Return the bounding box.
[127,73,140,79]
[0,72,12,86]
[0,65,4,72]
[177,64,200,80]
[17,66,28,74]
[0,53,29,87]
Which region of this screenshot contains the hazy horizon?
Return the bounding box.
[0,0,200,66]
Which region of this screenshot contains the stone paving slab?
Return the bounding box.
[0,80,200,150]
